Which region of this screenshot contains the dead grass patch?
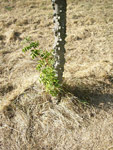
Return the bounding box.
[0,0,113,149]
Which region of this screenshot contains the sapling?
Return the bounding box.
[22,40,62,97]
[22,0,67,102]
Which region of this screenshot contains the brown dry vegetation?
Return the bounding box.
[0,0,113,150]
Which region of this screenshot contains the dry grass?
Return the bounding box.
[0,0,113,149]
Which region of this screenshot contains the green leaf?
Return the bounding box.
[22,40,63,97]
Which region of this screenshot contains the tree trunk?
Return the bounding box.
[51,0,67,85]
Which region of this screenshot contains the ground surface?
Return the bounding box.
[0,0,113,150]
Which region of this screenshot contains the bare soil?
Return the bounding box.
[0,0,113,150]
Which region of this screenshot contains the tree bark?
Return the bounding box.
[51,0,67,85]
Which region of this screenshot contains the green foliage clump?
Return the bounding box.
[22,39,62,97]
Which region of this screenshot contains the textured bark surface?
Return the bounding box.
[51,0,67,84]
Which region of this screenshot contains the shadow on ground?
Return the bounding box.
[63,78,113,110]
